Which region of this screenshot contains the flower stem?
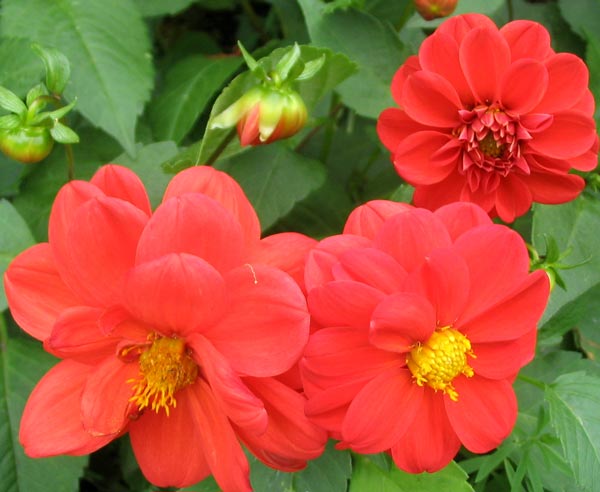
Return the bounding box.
[517,373,546,391]
[65,144,75,181]
[204,127,237,166]
[507,0,515,22]
[240,0,269,44]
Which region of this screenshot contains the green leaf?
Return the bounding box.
[25,83,49,108]
[0,114,21,130]
[0,201,35,311]
[585,33,600,123]
[133,0,197,16]
[149,55,242,143]
[0,86,26,115]
[1,0,154,155]
[557,0,600,39]
[546,372,600,491]
[0,322,87,492]
[298,0,403,118]
[349,455,474,492]
[531,196,600,337]
[0,38,44,99]
[49,122,79,144]
[217,143,326,230]
[30,43,70,95]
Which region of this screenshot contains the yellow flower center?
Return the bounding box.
[406,327,475,401]
[479,132,504,158]
[128,336,198,416]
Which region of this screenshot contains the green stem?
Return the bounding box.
[240,0,270,45]
[65,144,75,181]
[294,102,343,154]
[507,0,514,22]
[26,94,61,123]
[517,374,546,391]
[204,128,237,166]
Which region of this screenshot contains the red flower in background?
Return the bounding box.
[377,14,598,222]
[5,165,326,491]
[301,201,549,472]
[413,0,458,21]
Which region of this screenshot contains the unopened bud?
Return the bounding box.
[413,0,458,20]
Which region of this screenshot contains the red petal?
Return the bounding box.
[534,53,590,114]
[495,175,533,223]
[46,306,117,363]
[308,280,384,330]
[376,108,429,153]
[247,232,316,293]
[459,27,510,103]
[433,202,492,241]
[341,367,422,453]
[391,390,460,473]
[333,247,407,294]
[125,253,227,337]
[90,164,151,216]
[390,55,421,105]
[65,197,147,306]
[188,334,267,434]
[528,110,597,159]
[204,264,309,377]
[81,356,138,436]
[393,131,456,185]
[437,13,498,44]
[374,208,452,272]
[569,139,598,171]
[343,200,412,239]
[304,234,372,291]
[129,384,211,488]
[500,20,552,61]
[163,166,261,248]
[238,377,327,471]
[521,171,585,204]
[136,194,245,275]
[500,59,548,114]
[401,71,462,127]
[20,360,114,457]
[370,292,435,352]
[471,328,537,379]
[4,243,79,341]
[419,32,473,104]
[458,269,549,343]
[412,171,468,212]
[445,376,517,453]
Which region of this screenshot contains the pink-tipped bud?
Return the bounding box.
[413,0,458,20]
[211,86,307,147]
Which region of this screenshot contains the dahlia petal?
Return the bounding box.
[136,194,245,274]
[534,53,590,114]
[308,280,385,330]
[304,234,372,291]
[81,356,138,436]
[573,89,596,117]
[187,334,267,434]
[90,164,151,216]
[453,224,532,321]
[401,71,462,127]
[570,137,598,171]
[445,376,517,453]
[341,367,422,453]
[437,13,498,44]
[495,175,533,223]
[500,20,552,61]
[471,328,537,380]
[500,59,548,114]
[238,377,327,471]
[65,197,148,306]
[393,131,456,185]
[125,253,227,337]
[520,113,554,134]
[129,384,211,488]
[204,264,309,377]
[374,208,452,272]
[391,390,461,473]
[390,55,421,105]
[521,171,585,204]
[46,306,117,363]
[528,110,597,159]
[4,243,79,341]
[20,360,115,457]
[333,247,407,294]
[370,292,436,352]
[343,200,412,239]
[187,379,252,492]
[458,269,549,343]
[376,108,429,153]
[433,202,492,241]
[459,27,511,103]
[419,32,473,104]
[412,172,468,213]
[163,166,261,248]
[247,232,316,292]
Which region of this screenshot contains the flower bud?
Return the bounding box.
[413,0,458,20]
[211,85,307,146]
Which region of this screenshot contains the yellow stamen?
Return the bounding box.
[406,327,475,401]
[129,336,198,416]
[479,132,504,158]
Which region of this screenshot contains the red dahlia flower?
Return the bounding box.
[5,165,326,491]
[413,0,458,21]
[377,14,598,222]
[301,201,550,472]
